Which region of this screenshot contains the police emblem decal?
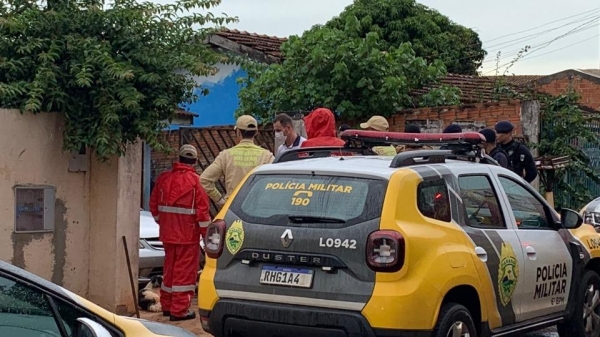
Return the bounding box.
[225,220,245,255]
[498,242,519,307]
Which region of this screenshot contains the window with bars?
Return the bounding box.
[14,186,55,233]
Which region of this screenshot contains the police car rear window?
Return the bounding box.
[229,174,387,225]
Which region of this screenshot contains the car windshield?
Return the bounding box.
[229,174,387,226]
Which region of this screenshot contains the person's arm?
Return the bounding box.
[149,173,164,223]
[494,152,509,168]
[266,150,275,164]
[195,179,211,237]
[200,153,225,203]
[522,146,538,183]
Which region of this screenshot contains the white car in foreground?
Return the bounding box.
[139,210,165,285]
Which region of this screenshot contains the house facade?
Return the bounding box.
[173,29,287,129]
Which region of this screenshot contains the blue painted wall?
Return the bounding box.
[169,63,246,130]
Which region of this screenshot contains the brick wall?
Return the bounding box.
[534,73,600,111]
[386,101,522,135]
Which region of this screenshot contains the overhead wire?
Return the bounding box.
[418,7,600,66]
[517,33,600,62]
[482,6,600,44]
[482,16,600,65]
[481,31,600,75]
[483,10,600,52]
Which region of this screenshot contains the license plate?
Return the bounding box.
[259,266,314,288]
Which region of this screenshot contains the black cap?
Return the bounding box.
[494,120,514,134]
[479,128,496,143]
[443,124,462,133]
[404,124,421,133]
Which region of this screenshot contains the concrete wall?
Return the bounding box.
[0,110,90,294]
[0,109,141,314]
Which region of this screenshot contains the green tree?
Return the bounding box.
[237,16,458,121]
[0,0,236,160]
[326,0,486,75]
[537,90,600,209]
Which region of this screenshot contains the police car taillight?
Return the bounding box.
[204,220,226,259]
[366,230,405,272]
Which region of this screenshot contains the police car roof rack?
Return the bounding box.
[341,129,484,147]
[273,146,375,163]
[338,129,499,168]
[389,150,499,168]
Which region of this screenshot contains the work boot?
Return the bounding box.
[170,310,196,321]
[162,311,170,317]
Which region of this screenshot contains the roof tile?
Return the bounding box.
[579,69,600,78]
[215,28,287,59]
[488,75,544,86]
[410,73,530,103]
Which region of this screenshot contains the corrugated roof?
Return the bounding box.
[215,29,287,59]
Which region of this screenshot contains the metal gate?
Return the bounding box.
[548,120,600,209]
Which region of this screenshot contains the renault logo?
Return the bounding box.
[281,229,294,248]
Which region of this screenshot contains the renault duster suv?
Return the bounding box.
[198,130,600,337]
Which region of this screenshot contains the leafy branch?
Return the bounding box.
[537,90,600,209]
[0,0,238,161]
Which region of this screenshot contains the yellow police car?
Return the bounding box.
[198,130,600,337]
[0,260,195,337]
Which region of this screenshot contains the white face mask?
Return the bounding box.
[275,131,285,140]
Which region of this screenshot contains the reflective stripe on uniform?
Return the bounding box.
[161,284,171,293]
[158,206,196,215]
[198,221,210,228]
[172,285,196,292]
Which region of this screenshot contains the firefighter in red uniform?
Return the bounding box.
[149,144,210,321]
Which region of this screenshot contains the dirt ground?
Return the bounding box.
[139,290,211,336]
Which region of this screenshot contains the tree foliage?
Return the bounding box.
[237,15,459,122]
[0,0,237,160]
[325,0,486,75]
[537,90,600,209]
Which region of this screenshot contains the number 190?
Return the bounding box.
[291,197,310,206]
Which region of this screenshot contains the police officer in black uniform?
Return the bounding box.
[479,128,509,168]
[439,124,462,151]
[494,120,537,183]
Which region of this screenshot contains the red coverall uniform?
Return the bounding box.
[149,162,210,318]
[301,108,346,148]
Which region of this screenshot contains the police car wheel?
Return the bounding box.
[432,303,477,337]
[557,270,600,337]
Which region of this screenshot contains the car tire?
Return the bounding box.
[558,269,600,337]
[432,302,478,337]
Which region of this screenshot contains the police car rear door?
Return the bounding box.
[492,173,572,321]
[213,171,387,312]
